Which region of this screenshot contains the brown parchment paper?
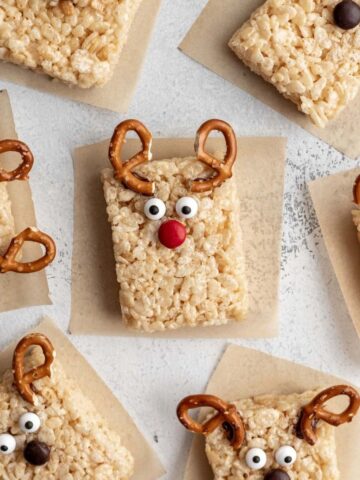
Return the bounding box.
[0,317,165,480]
[179,0,360,159]
[0,0,162,113]
[0,90,51,313]
[183,344,360,480]
[309,168,360,339]
[70,135,286,338]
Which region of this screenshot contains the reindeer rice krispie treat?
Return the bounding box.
[101,119,248,332]
[0,140,56,274]
[229,0,360,128]
[178,386,360,480]
[352,174,360,242]
[0,333,134,479]
[0,0,143,88]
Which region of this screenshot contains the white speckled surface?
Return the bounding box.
[0,1,359,478]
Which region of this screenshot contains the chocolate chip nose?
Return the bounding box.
[264,470,290,480]
[23,440,50,466]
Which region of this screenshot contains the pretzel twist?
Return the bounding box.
[353,175,360,205]
[109,119,155,196]
[192,119,237,193]
[0,228,56,274]
[0,140,34,182]
[12,334,55,405]
[177,394,245,449]
[297,385,360,445]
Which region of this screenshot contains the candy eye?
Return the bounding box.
[175,197,198,219]
[19,412,41,433]
[144,198,166,220]
[275,445,297,467]
[0,434,16,455]
[245,447,267,470]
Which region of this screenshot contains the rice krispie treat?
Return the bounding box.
[229,0,360,128]
[0,333,134,479]
[101,119,248,332]
[0,0,143,88]
[0,180,14,256]
[352,174,360,242]
[177,386,360,480]
[0,140,56,274]
[0,138,33,256]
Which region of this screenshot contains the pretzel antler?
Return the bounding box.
[0,140,34,182]
[296,385,360,445]
[353,175,360,205]
[0,228,56,274]
[192,119,237,193]
[177,394,245,449]
[109,119,155,196]
[12,334,55,405]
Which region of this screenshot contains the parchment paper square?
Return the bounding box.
[0,317,165,480]
[183,344,360,479]
[309,168,360,339]
[0,0,162,113]
[179,0,360,159]
[0,90,51,313]
[70,135,286,338]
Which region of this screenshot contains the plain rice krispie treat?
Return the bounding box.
[101,119,248,332]
[177,386,360,480]
[0,0,143,88]
[0,333,134,479]
[0,182,15,256]
[352,174,360,242]
[229,0,360,128]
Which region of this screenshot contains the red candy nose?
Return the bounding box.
[158,220,186,249]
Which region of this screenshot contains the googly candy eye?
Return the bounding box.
[0,434,16,455]
[144,198,166,220]
[175,197,198,219]
[245,447,267,470]
[275,445,297,467]
[19,412,41,433]
[333,0,360,29]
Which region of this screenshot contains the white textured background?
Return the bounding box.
[0,1,360,478]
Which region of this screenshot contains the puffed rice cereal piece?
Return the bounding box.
[101,156,248,332]
[0,346,134,479]
[229,0,360,127]
[0,0,143,88]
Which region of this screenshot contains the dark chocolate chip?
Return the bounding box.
[149,205,159,215]
[24,440,50,466]
[334,0,360,29]
[181,206,191,215]
[222,421,235,441]
[264,469,291,480]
